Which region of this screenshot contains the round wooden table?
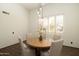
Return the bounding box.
[26,39,51,56]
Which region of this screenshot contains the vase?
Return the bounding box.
[39,35,42,41]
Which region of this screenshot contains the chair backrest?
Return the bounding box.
[18,38,27,48]
[33,32,39,39]
[46,33,53,39]
[49,39,63,56]
[18,38,35,56]
[42,33,46,39]
[26,33,33,40]
[53,33,61,40]
[18,38,28,55]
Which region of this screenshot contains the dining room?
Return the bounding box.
[0,3,79,56]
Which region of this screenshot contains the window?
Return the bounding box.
[39,15,63,34]
[56,15,63,33]
[49,16,55,33]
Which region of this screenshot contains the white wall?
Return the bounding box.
[0,3,29,49]
[29,3,79,48]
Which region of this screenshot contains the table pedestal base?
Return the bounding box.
[35,48,41,56]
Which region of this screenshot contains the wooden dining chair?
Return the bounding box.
[18,38,35,56]
[41,39,63,56]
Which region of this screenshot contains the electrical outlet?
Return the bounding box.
[71,42,73,44]
[12,32,14,34]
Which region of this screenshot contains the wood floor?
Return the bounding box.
[0,42,79,56]
[61,46,79,56]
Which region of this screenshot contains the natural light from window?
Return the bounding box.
[39,14,63,34]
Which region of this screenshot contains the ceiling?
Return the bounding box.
[20,3,48,10]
